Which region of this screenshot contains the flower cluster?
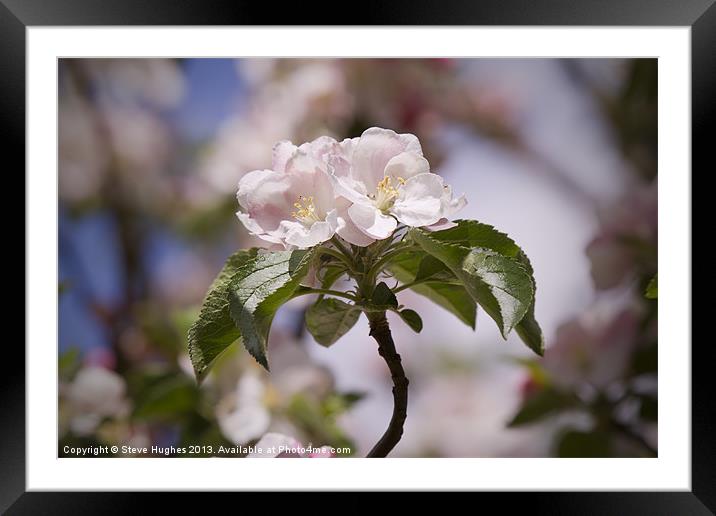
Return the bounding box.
[236,127,466,249]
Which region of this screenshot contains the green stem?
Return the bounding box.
[366,245,418,285]
[330,236,353,257]
[293,288,359,303]
[317,246,356,274]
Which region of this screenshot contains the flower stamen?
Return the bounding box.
[371,176,405,212]
[292,195,320,225]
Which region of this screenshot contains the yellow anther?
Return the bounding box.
[292,195,318,224]
[373,176,403,211]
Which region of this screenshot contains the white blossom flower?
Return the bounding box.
[236,136,373,248]
[236,127,466,248]
[236,137,341,249]
[216,372,271,445]
[543,306,641,389]
[331,127,466,240]
[65,366,130,436]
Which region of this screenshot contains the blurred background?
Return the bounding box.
[58,58,657,458]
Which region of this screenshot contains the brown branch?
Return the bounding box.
[366,311,409,458]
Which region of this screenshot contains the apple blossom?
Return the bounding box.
[216,372,270,445]
[236,136,371,249]
[330,127,466,240]
[195,126,540,458]
[65,366,130,436]
[542,307,640,390]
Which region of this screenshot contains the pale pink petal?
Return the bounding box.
[384,152,430,182]
[352,127,423,191]
[271,140,297,173]
[218,405,270,445]
[328,137,360,178]
[299,135,338,162]
[425,218,458,231]
[237,169,296,231]
[282,211,337,248]
[391,173,444,227]
[236,210,265,235]
[338,137,360,159]
[333,198,375,247]
[331,174,370,205]
[285,156,336,217]
[236,211,285,245]
[439,184,467,219]
[347,202,398,240]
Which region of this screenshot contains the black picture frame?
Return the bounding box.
[5,0,710,512]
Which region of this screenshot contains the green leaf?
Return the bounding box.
[286,393,355,452]
[411,228,534,340]
[388,251,477,329]
[645,273,658,299]
[398,309,423,333]
[371,281,398,308]
[133,373,199,421]
[427,219,524,257]
[229,249,314,370]
[58,347,81,381]
[415,254,456,282]
[418,220,544,354]
[188,248,259,382]
[319,265,346,290]
[305,298,361,347]
[513,252,544,356]
[322,391,366,417]
[507,387,576,427]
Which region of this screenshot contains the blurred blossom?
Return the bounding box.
[103,106,172,174]
[83,346,117,370]
[82,58,185,108]
[216,371,271,445]
[399,373,548,457]
[196,60,351,201]
[266,330,336,397]
[178,353,195,378]
[248,432,335,458]
[118,325,151,363]
[586,181,657,290]
[237,59,278,88]
[64,366,130,436]
[58,99,108,202]
[272,363,333,401]
[59,59,181,212]
[542,306,641,390]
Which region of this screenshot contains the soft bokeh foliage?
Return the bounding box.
[59,58,656,457]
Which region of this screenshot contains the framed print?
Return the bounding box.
[5,0,712,512]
